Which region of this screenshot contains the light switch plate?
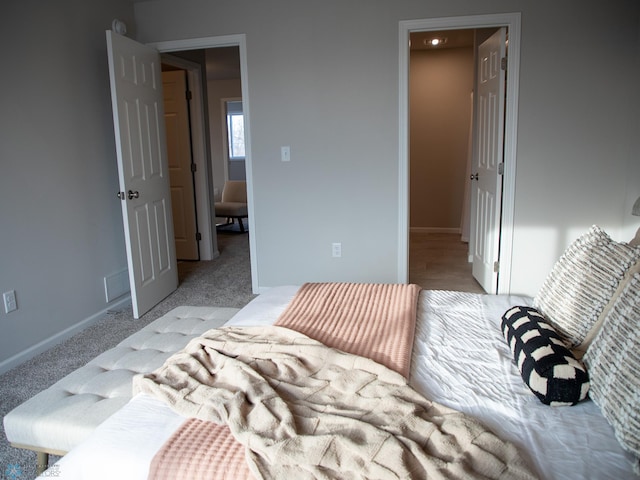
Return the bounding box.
[281,146,291,162]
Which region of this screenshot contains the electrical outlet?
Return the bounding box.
[3,290,17,313]
[332,242,342,258]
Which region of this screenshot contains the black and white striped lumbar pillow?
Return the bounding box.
[501,306,590,406]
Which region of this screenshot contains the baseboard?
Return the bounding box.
[0,295,131,376]
[410,227,461,234]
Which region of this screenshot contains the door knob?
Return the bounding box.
[470,173,479,181]
[127,190,140,200]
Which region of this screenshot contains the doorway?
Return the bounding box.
[161,46,245,258]
[152,35,257,294]
[407,28,496,293]
[107,33,255,319]
[398,13,521,295]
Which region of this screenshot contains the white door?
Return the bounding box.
[471,28,506,293]
[106,31,178,318]
[163,70,199,260]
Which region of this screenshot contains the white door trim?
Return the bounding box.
[398,13,521,294]
[150,34,258,294]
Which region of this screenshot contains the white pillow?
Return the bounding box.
[583,273,640,474]
[533,225,640,350]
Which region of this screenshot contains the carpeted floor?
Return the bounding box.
[0,231,254,479]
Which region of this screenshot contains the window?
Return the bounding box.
[226,100,245,160]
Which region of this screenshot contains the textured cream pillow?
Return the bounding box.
[583,273,640,474]
[533,225,640,350]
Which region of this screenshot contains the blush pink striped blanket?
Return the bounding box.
[274,282,422,378]
[145,283,422,480]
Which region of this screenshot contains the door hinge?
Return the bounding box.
[196,232,202,241]
[501,57,507,71]
[493,261,500,273]
[498,162,504,175]
[186,90,192,101]
[191,163,197,173]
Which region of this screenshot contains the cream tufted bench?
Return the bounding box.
[3,306,240,473]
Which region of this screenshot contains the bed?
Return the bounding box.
[39,226,639,479]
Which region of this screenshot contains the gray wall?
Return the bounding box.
[0,0,638,372]
[134,0,640,293]
[0,0,136,372]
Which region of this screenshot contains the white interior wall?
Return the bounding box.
[509,3,640,292]
[622,22,640,242]
[0,0,638,373]
[0,0,136,372]
[134,0,640,295]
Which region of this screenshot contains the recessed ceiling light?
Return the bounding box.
[424,37,447,47]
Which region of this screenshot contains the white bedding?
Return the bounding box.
[42,287,636,479]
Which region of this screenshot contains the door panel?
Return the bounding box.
[471,28,506,293]
[106,30,178,318]
[163,70,199,260]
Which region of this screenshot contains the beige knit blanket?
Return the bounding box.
[143,283,422,480]
[134,326,535,480]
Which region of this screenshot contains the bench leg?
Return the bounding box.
[37,451,49,475]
